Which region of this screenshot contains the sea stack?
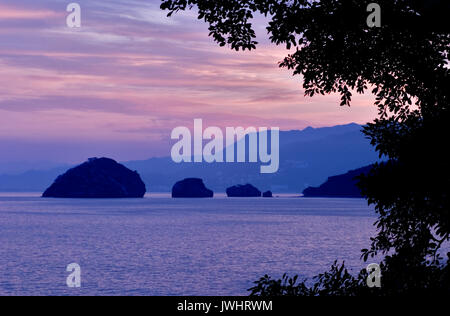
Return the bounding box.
[42,157,146,198]
[226,184,262,197]
[172,178,214,198]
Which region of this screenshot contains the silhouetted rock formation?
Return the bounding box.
[263,191,273,198]
[226,184,262,197]
[302,165,373,198]
[172,178,213,198]
[42,158,146,198]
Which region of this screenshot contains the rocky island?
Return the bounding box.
[263,191,273,198]
[172,178,214,198]
[42,157,146,198]
[226,184,262,197]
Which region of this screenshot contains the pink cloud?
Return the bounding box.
[0,1,378,162]
[0,4,61,20]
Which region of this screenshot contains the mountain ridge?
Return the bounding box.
[0,123,379,193]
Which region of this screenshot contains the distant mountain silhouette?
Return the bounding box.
[0,167,67,192]
[0,124,380,193]
[124,123,379,193]
[0,161,70,175]
[43,158,146,198]
[303,165,373,198]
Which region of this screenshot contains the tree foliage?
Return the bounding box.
[160,0,450,295]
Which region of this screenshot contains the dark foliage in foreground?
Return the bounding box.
[249,254,450,296]
[160,0,450,295]
[249,261,367,296]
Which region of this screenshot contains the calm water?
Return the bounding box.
[0,193,376,296]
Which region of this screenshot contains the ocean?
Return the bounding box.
[0,193,376,296]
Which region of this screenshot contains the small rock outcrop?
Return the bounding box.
[226,184,261,197]
[263,191,273,198]
[172,178,214,198]
[42,157,146,198]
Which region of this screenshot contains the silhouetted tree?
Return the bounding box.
[160,0,450,295]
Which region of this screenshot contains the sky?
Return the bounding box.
[0,0,378,164]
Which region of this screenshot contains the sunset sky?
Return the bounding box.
[0,0,378,164]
